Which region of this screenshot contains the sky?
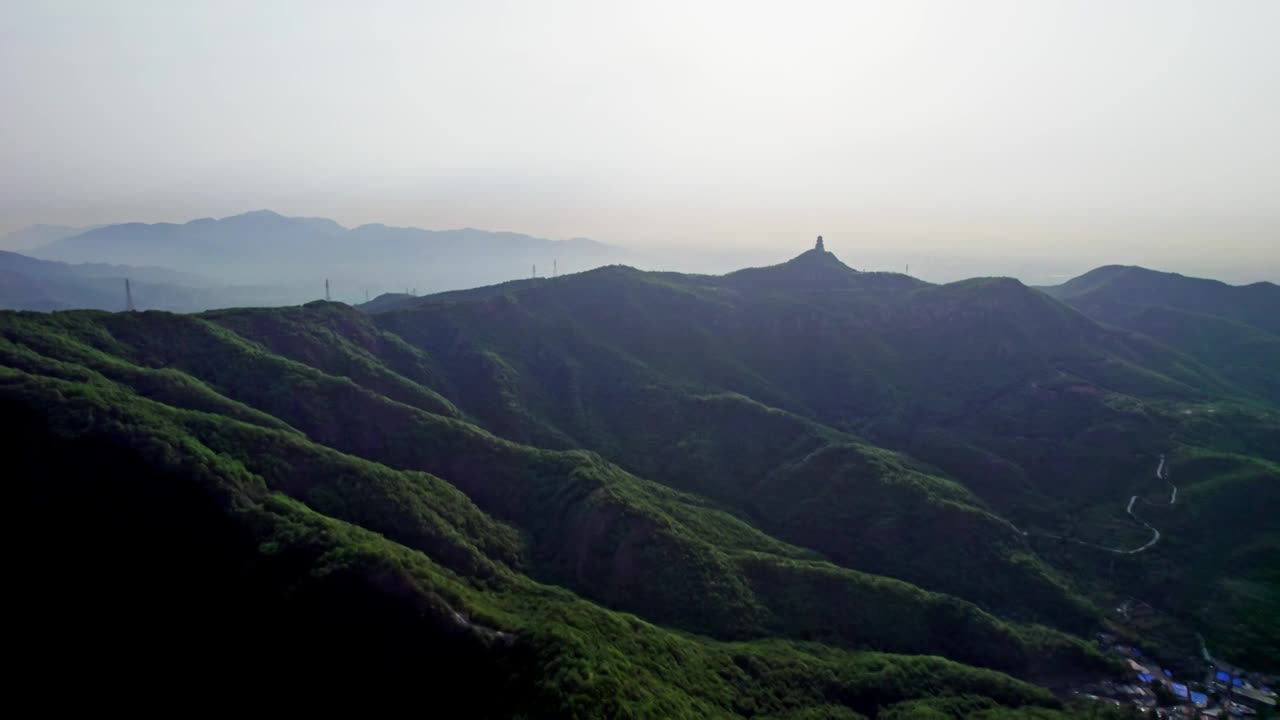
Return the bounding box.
[2,0,1277,283]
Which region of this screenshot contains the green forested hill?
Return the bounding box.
[4,250,1276,713]
[1042,265,1280,405]
[362,250,1276,671]
[1043,265,1279,336]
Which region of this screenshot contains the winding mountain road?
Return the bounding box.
[1123,494,1161,554]
[1159,454,1177,505]
[1025,454,1174,555]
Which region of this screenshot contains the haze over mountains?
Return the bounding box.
[25,210,628,297]
[6,1,1277,713]
[0,223,105,251]
[0,210,636,311]
[5,210,1274,317]
[0,250,301,312]
[5,238,1276,714]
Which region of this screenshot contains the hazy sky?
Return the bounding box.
[2,1,1277,282]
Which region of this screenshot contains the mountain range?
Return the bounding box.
[24,209,629,293]
[1,210,633,311]
[0,223,106,251]
[4,240,1276,715]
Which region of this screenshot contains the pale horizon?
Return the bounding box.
[3,1,1277,284]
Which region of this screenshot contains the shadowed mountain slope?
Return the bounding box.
[4,248,1275,712]
[1043,265,1280,404]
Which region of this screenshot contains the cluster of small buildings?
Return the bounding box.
[1072,635,1277,718]
[1205,668,1277,718]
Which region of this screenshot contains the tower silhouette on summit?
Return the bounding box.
[815,235,825,251]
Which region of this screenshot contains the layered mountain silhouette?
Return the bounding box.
[0,223,105,251]
[30,210,629,294]
[3,242,1276,711]
[0,250,297,311]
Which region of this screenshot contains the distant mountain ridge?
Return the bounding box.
[31,210,629,294]
[0,250,297,312]
[0,223,105,251]
[361,243,927,314]
[0,249,214,286]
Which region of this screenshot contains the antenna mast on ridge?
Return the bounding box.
[532,264,536,279]
[125,278,136,312]
[553,259,557,277]
[325,278,331,301]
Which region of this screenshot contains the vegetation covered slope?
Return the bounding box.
[229,288,1098,631]
[362,251,1277,671]
[1042,265,1280,405]
[0,305,1108,658]
[1043,265,1279,336]
[4,312,1117,716]
[3,251,1274,711]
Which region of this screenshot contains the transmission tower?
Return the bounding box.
[125,278,136,312]
[553,259,557,277]
[532,264,536,279]
[325,278,330,301]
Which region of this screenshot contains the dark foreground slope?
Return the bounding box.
[2,312,1127,717]
[0,309,1102,673]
